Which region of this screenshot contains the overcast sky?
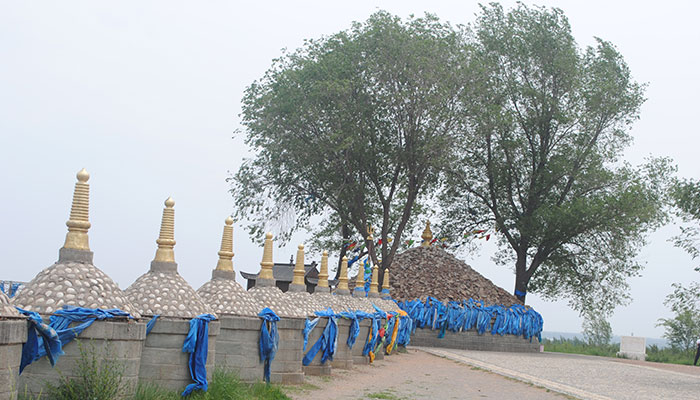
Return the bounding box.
[1,1,698,338]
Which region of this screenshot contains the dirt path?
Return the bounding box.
[282,349,571,400]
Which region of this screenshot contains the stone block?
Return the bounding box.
[618,336,646,360]
[302,364,331,376]
[0,320,27,345]
[137,319,219,393]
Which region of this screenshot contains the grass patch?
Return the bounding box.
[367,390,405,400]
[18,340,126,400]
[645,345,695,365]
[134,370,290,400]
[542,337,618,357]
[544,338,700,366]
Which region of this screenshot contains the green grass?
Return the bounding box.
[542,337,618,357]
[18,340,126,400]
[645,345,696,365]
[544,338,700,366]
[366,390,405,400]
[134,370,290,400]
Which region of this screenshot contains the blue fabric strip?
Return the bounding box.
[16,305,134,374]
[181,313,216,396]
[258,308,280,383]
[146,315,160,335]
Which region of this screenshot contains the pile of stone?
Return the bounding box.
[389,246,520,306]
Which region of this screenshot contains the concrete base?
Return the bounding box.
[216,316,263,382]
[410,327,540,352]
[302,365,331,375]
[19,319,145,400]
[138,318,219,392]
[351,319,370,365]
[331,319,353,370]
[0,319,27,400]
[272,318,305,384]
[216,316,304,384]
[302,318,331,376]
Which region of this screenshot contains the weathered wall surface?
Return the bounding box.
[216,316,304,384]
[302,318,331,376]
[19,320,146,399]
[139,319,219,392]
[0,320,26,400]
[410,328,540,352]
[331,318,353,370]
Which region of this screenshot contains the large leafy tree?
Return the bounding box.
[230,12,466,280]
[440,3,669,312]
[657,282,700,351]
[657,179,700,351]
[671,179,700,266]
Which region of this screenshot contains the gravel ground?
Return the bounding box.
[283,348,570,400]
[419,347,700,400]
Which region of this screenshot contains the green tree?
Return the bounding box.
[657,282,700,351]
[581,311,612,346]
[230,12,466,280]
[439,3,669,312]
[670,179,700,267]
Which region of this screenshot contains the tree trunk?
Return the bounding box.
[334,224,350,281]
[514,250,529,303]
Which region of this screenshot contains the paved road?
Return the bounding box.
[285,349,569,400]
[418,347,700,400]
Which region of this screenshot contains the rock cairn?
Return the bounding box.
[389,246,521,306]
[14,169,140,317]
[197,216,262,317]
[126,197,214,318]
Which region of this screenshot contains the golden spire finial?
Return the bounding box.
[214,216,235,272]
[63,168,91,251]
[369,264,380,297]
[336,256,349,294]
[421,220,433,247]
[289,244,307,291]
[366,225,374,241]
[382,268,390,290]
[354,259,365,293]
[317,250,329,290]
[258,232,274,281]
[154,197,176,263]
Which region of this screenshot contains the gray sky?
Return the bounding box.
[1,1,698,338]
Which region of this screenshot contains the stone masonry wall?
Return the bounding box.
[331,318,353,370]
[213,316,305,384]
[272,318,305,384]
[302,318,331,376]
[410,327,540,352]
[0,320,27,400]
[139,319,219,392]
[19,320,146,399]
[352,319,370,366]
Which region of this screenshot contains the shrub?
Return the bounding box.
[45,340,125,400]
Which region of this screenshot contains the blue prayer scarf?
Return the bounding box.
[181,313,216,396]
[258,308,280,383]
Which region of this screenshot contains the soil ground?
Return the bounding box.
[282,349,571,400]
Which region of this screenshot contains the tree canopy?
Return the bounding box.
[230,11,466,280]
[671,179,700,265]
[231,4,670,312]
[438,3,669,313]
